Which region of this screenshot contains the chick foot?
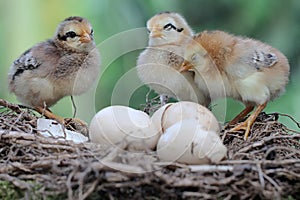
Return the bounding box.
[230,103,267,140]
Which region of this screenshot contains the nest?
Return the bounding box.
[0,99,300,200]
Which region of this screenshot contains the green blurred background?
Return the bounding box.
[0,0,299,129]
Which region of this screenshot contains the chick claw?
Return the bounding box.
[64,118,87,127]
[229,118,253,141]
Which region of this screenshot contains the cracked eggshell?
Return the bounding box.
[157,119,227,165]
[151,101,220,134]
[150,103,174,134]
[89,106,160,150]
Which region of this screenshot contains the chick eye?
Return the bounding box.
[90,29,94,36]
[147,29,151,34]
[65,31,77,38]
[163,23,175,31]
[163,23,184,32]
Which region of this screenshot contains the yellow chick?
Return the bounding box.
[180,30,290,140]
[137,12,209,106]
[8,16,100,123]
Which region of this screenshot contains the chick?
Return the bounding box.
[137,12,209,106]
[180,30,290,140]
[8,16,100,123]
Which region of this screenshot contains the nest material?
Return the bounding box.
[0,99,300,200]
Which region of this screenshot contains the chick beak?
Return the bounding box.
[150,30,163,38]
[179,60,193,72]
[80,33,92,43]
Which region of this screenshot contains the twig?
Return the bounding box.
[265,146,300,160]
[262,173,281,192]
[81,177,100,200]
[70,96,77,118]
[67,168,77,200]
[0,174,30,190]
[272,112,300,128]
[265,167,300,177]
[238,134,300,154]
[220,159,300,165]
[9,111,25,132]
[0,99,23,114]
[256,163,265,188]
[189,165,234,172]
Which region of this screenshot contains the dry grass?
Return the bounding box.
[0,99,300,200]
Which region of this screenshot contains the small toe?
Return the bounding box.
[64,118,87,126]
[229,121,251,141]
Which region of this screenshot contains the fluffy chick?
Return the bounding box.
[8,16,100,123]
[180,30,290,140]
[137,12,209,106]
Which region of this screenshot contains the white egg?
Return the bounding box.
[89,106,160,150]
[151,101,220,134]
[157,119,227,165]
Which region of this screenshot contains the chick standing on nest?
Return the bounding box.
[180,30,290,140]
[8,16,101,124]
[137,12,209,106]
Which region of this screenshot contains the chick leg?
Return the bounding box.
[34,106,64,123]
[228,105,255,125]
[230,102,267,140]
[34,106,87,126]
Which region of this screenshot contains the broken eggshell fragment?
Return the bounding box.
[89,105,160,150]
[37,118,88,143]
[157,119,227,165]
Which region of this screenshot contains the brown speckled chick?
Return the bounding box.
[8,16,100,123]
[180,30,290,140]
[137,12,209,106]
